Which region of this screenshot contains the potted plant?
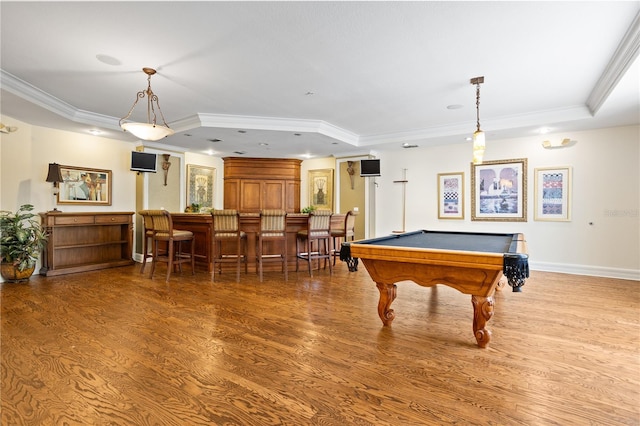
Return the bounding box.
[301,205,316,214]
[0,204,47,282]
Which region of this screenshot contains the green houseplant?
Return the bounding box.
[0,204,47,282]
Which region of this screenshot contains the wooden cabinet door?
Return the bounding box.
[263,180,285,210]
[224,180,240,210]
[240,180,262,212]
[286,181,300,212]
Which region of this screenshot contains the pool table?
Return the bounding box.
[340,230,529,348]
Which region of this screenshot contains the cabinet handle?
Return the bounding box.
[111,217,115,221]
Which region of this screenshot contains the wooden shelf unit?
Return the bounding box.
[39,212,134,276]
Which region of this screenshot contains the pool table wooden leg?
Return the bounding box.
[471,295,494,348]
[376,282,397,326]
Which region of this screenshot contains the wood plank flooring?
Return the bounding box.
[1,262,638,425]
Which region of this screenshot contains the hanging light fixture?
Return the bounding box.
[470,76,485,165]
[119,67,174,141]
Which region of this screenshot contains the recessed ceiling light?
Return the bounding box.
[233,151,246,155]
[208,138,221,142]
[305,92,315,96]
[294,133,302,136]
[238,130,247,134]
[259,142,268,146]
[402,143,418,148]
[539,127,552,134]
[88,129,102,135]
[446,104,463,110]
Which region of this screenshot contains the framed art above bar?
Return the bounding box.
[308,168,334,211]
[58,165,112,206]
[471,158,527,222]
[186,164,215,210]
[437,172,464,219]
[534,166,572,221]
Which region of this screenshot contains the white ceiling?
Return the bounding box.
[1,1,639,159]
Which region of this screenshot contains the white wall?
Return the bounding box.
[372,125,640,280]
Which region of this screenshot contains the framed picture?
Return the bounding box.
[186,164,215,210]
[534,166,572,221]
[308,169,334,211]
[58,165,112,205]
[437,172,464,219]
[471,158,527,221]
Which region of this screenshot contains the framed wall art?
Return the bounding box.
[471,158,527,222]
[534,166,572,221]
[58,165,112,205]
[186,164,215,211]
[308,168,334,211]
[437,172,464,219]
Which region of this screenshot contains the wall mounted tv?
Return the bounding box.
[360,159,381,177]
[130,151,157,173]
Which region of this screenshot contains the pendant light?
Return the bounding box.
[470,76,485,165]
[119,68,174,141]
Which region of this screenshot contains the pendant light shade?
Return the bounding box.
[472,129,485,165]
[119,68,174,141]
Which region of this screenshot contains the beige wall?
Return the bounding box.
[0,116,136,213]
[372,125,640,279]
[1,115,638,279]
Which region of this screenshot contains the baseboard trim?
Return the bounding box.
[531,261,640,281]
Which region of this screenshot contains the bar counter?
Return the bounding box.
[171,212,345,273]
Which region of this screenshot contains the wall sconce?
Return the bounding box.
[470,76,486,165]
[542,138,577,149]
[45,163,63,211]
[161,154,171,186]
[0,123,18,134]
[119,67,174,141]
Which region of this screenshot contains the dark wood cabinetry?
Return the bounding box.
[223,157,301,213]
[39,212,134,276]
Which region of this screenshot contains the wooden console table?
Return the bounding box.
[39,211,134,276]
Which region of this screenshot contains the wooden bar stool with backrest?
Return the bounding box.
[138,210,155,273]
[296,209,333,276]
[211,209,247,282]
[147,210,195,282]
[256,209,288,282]
[331,210,357,265]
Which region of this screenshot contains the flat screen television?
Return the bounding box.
[360,159,380,177]
[130,151,157,173]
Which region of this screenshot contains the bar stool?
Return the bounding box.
[256,209,288,282]
[147,210,195,282]
[331,210,357,265]
[138,210,155,273]
[296,209,333,276]
[211,209,247,282]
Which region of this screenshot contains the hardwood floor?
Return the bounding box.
[1,263,638,425]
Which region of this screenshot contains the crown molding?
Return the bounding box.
[587,10,640,114]
[1,69,121,130]
[195,113,360,146]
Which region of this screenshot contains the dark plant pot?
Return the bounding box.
[0,263,36,282]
